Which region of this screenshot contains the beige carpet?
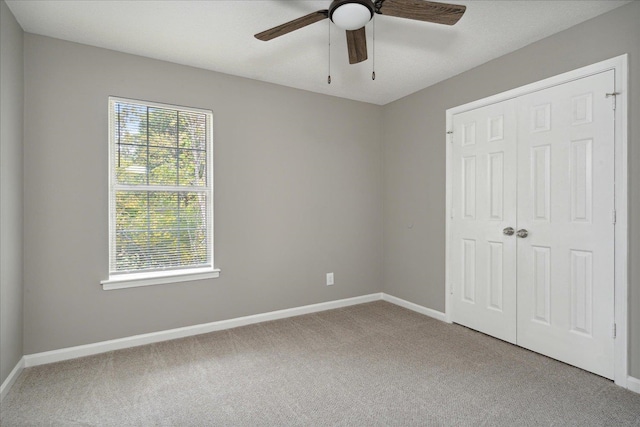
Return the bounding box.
[2,301,639,426]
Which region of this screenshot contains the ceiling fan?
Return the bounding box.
[255,0,466,65]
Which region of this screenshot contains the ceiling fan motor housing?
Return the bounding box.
[329,0,375,30]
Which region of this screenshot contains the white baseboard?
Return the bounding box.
[0,357,25,401]
[24,293,384,368]
[628,376,640,394]
[382,293,446,322]
[23,292,449,369]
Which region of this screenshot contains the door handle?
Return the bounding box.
[517,229,529,238]
[503,227,515,236]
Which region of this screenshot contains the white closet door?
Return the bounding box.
[451,99,518,344]
[516,70,615,379]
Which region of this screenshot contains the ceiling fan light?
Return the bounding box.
[331,3,373,31]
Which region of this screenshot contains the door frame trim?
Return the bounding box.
[444,55,629,388]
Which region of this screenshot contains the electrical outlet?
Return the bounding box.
[326,272,334,286]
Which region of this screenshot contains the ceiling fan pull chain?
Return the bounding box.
[372,14,376,81]
[328,19,332,84]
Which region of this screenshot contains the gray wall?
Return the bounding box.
[383,1,640,377]
[22,34,383,354]
[0,0,24,385]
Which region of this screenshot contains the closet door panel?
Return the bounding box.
[516,70,615,379]
[451,100,518,344]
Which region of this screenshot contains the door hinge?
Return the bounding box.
[612,209,617,224]
[450,208,454,219]
[611,322,617,339]
[447,130,453,143]
[606,92,620,110]
[449,282,454,295]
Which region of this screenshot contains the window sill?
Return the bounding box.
[101,268,221,290]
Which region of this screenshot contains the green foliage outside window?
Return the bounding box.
[112,101,211,273]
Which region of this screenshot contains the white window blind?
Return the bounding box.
[107,97,214,282]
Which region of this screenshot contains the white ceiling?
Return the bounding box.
[6,0,631,105]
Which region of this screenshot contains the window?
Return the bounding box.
[102,97,218,290]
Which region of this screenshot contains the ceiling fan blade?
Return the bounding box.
[255,10,329,41]
[346,27,368,64]
[377,0,466,25]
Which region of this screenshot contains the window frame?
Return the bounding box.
[101,96,219,290]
